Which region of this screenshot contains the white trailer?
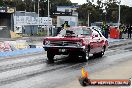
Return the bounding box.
[57,16,78,27]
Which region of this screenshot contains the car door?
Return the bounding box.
[92,30,102,53]
[97,31,105,51]
[81,28,95,53]
[90,31,100,53]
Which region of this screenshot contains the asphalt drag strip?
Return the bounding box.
[0,48,132,88]
[1,43,132,87]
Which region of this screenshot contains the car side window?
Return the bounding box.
[83,28,91,35]
[94,30,102,37]
[83,30,90,35]
[92,31,100,38]
[98,32,102,37]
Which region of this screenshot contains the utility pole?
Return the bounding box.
[38,0,39,17]
[22,0,26,16]
[47,0,50,36]
[118,0,121,29]
[88,11,90,27]
[37,0,39,34]
[87,0,94,27]
[34,0,35,12]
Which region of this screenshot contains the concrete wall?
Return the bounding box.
[0,30,11,38]
[23,26,38,35]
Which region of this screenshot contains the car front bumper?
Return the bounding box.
[43,45,85,55]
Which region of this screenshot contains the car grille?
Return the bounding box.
[50,41,78,46]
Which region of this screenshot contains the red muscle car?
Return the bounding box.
[43,26,108,63]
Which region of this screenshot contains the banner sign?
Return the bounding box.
[14,16,52,26]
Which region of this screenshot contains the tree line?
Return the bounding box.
[0,0,132,25]
[79,0,132,25]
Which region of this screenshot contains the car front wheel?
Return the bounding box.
[82,50,89,62]
[47,51,55,63]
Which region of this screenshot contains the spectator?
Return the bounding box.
[57,27,62,34]
[101,24,106,37]
[119,25,123,39]
[61,21,70,29]
[104,25,109,38]
[123,25,127,34]
[128,25,132,38]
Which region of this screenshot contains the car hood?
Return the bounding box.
[44,36,83,42]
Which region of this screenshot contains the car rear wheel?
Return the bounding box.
[93,46,105,58]
[99,46,105,57]
[47,51,55,63]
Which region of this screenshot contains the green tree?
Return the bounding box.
[0,0,4,6]
[38,0,72,16]
[1,0,72,16]
[77,1,103,25]
[125,7,132,24]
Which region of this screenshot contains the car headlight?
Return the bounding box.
[45,40,50,45]
[77,42,82,46]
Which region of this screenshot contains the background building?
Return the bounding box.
[0,6,15,38]
[14,11,38,35]
[0,8,53,38]
[56,6,79,27]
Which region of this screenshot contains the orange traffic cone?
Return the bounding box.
[79,67,91,86]
[81,67,88,78]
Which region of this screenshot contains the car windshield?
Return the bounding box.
[59,27,91,36]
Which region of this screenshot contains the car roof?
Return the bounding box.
[65,26,91,30]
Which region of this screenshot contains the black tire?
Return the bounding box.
[47,51,55,63]
[93,53,99,58]
[82,50,90,62]
[69,53,78,58]
[99,46,105,57]
[94,46,105,58]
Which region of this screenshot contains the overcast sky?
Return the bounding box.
[70,0,132,7]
